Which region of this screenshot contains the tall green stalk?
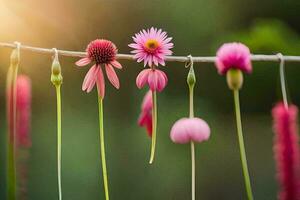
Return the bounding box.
[149,91,157,164]
[56,85,62,200]
[187,60,196,200]
[51,50,63,200]
[97,90,109,200]
[233,89,253,200]
[7,47,20,200]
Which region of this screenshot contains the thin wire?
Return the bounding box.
[2,42,300,63]
[277,53,288,108]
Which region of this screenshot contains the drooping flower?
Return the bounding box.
[129,27,173,67]
[138,91,152,137]
[272,103,300,200]
[75,39,122,98]
[136,68,168,92]
[170,118,211,144]
[16,75,31,147]
[215,42,252,75]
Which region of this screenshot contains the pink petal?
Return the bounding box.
[147,70,159,91]
[136,69,151,89]
[96,67,105,99]
[110,60,122,69]
[76,57,91,67]
[156,70,168,92]
[82,65,97,92]
[105,64,120,89]
[86,66,99,93]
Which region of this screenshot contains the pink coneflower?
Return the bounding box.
[75,39,122,99]
[272,103,300,200]
[129,27,173,67]
[138,91,153,137]
[130,27,173,164]
[16,75,31,147]
[215,42,252,75]
[170,118,210,144]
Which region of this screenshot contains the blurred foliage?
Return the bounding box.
[0,0,300,199]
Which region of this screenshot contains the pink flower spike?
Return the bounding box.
[272,103,300,200]
[75,39,123,98]
[170,118,211,144]
[138,91,153,137]
[129,27,173,67]
[16,75,32,147]
[215,42,252,75]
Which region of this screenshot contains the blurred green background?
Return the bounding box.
[0,0,300,199]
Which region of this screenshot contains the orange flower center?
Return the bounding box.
[145,39,159,53]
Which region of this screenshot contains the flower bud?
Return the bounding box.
[226,69,243,90]
[187,66,196,88]
[51,58,63,86]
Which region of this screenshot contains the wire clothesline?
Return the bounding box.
[1,42,300,63]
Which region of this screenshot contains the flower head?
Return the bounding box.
[15,75,31,147]
[138,91,153,137]
[272,103,300,200]
[75,39,122,98]
[170,118,211,144]
[136,69,168,92]
[129,27,173,67]
[215,42,252,75]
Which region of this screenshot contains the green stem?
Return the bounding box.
[233,89,254,200]
[7,61,18,200]
[190,141,195,200]
[189,85,195,200]
[55,85,62,200]
[97,93,109,200]
[7,140,16,200]
[149,91,157,164]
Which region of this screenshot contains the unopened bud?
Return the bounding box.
[187,66,196,88]
[51,58,63,86]
[226,69,243,90]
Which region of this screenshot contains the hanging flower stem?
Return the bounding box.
[189,86,195,200]
[51,48,63,200]
[149,91,157,164]
[233,89,253,200]
[55,85,62,200]
[7,47,20,200]
[188,62,196,200]
[97,88,109,200]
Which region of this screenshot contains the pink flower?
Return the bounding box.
[170,118,211,144]
[272,103,300,200]
[75,39,122,98]
[129,27,173,67]
[136,69,168,92]
[138,91,153,137]
[215,42,252,75]
[16,75,31,147]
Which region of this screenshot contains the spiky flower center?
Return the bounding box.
[145,39,159,53]
[87,39,117,64]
